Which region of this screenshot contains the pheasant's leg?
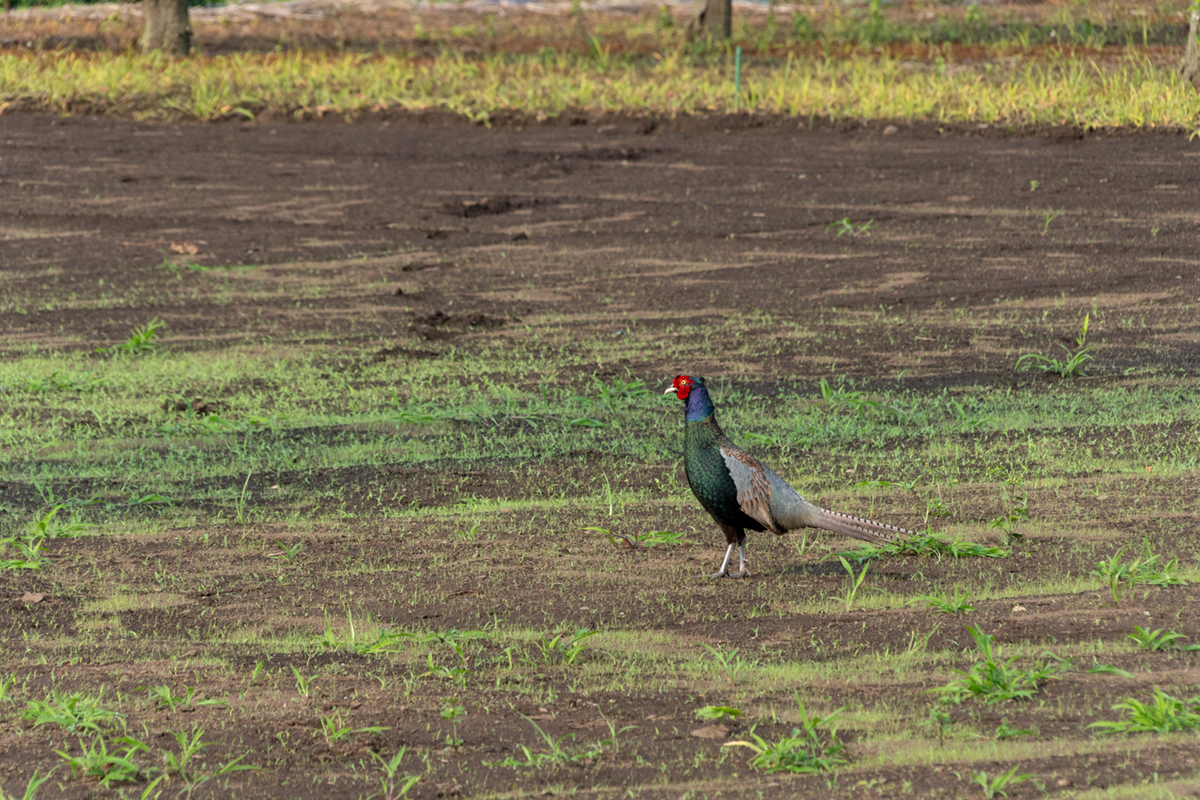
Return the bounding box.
[708,544,735,579]
[729,542,751,579]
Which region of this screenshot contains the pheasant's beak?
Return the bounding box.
[664,386,677,395]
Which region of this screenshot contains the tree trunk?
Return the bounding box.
[688,0,731,40]
[1182,6,1200,90]
[141,0,192,56]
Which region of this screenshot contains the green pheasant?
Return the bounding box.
[665,375,916,578]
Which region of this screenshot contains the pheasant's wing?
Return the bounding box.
[719,445,781,533]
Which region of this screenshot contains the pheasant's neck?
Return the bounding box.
[684,385,715,422]
[684,414,723,454]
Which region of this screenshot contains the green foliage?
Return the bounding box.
[290,666,314,698]
[315,611,414,655]
[1086,663,1135,678]
[455,521,482,541]
[592,526,686,549]
[1090,539,1185,603]
[9,370,97,392]
[494,715,581,768]
[56,736,146,785]
[725,698,847,774]
[160,726,211,784]
[0,504,98,570]
[1090,687,1200,735]
[367,747,421,800]
[97,317,165,357]
[836,532,1009,561]
[1038,207,1064,236]
[918,704,954,747]
[154,409,275,437]
[422,630,484,684]
[440,700,466,747]
[271,539,305,563]
[791,12,817,41]
[947,398,996,432]
[156,259,212,273]
[23,690,124,734]
[0,674,14,705]
[590,375,650,413]
[702,645,757,686]
[695,705,741,723]
[144,685,226,712]
[857,477,920,494]
[818,378,903,419]
[1127,626,1199,652]
[986,471,1028,542]
[993,720,1036,740]
[1015,313,1094,377]
[392,375,643,432]
[347,629,412,657]
[973,765,1033,798]
[934,627,1070,704]
[532,629,596,666]
[0,769,53,800]
[491,711,632,768]
[130,726,258,793]
[826,217,874,237]
[856,0,892,44]
[126,493,172,508]
[319,711,390,746]
[913,587,974,614]
[837,556,870,611]
[0,532,47,571]
[654,4,674,32]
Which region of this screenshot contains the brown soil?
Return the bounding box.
[2,111,1200,798]
[4,112,1199,370]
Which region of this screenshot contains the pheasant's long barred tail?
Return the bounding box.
[813,507,914,546]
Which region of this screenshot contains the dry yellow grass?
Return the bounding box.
[2,48,1198,128]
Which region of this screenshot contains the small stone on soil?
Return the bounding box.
[690,725,728,739]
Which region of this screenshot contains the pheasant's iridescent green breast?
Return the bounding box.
[684,417,765,533]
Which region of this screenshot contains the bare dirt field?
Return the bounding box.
[2,110,1200,798]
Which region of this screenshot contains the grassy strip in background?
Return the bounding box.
[2,48,1199,127]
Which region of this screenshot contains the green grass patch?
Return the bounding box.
[1091,687,1200,735]
[934,627,1071,705]
[726,697,848,774]
[834,532,1011,562]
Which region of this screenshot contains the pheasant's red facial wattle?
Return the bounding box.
[668,375,694,400]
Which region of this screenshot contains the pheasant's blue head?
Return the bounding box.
[666,375,714,421]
